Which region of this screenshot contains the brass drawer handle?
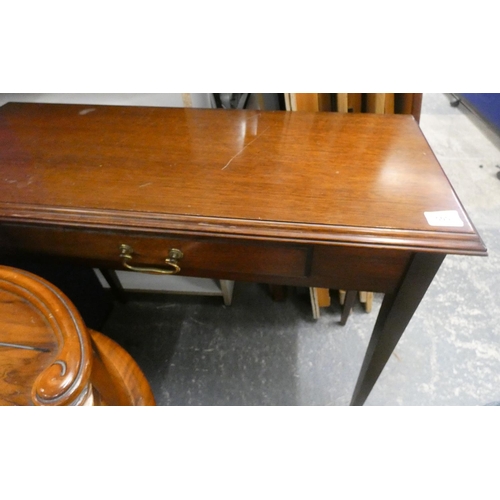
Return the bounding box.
[119,244,183,275]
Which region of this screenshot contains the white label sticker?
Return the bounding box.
[424,210,464,227]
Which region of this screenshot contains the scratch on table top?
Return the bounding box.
[139,182,153,188]
[221,126,270,170]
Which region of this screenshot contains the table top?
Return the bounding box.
[0,102,486,255]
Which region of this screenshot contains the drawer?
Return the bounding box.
[0,225,310,280]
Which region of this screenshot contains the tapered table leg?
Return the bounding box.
[350,253,446,406]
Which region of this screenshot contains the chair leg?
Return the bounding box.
[365,292,373,313]
[99,269,127,303]
[220,280,234,306]
[340,290,357,326]
[359,291,374,313]
[309,287,320,320]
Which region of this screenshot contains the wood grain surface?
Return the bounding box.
[0,265,155,405]
[89,330,155,406]
[0,102,485,255]
[0,102,485,406]
[0,265,92,405]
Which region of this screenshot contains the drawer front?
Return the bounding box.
[310,245,412,292]
[0,225,310,280]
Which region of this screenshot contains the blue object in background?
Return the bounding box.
[458,93,500,134]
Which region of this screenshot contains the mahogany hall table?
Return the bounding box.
[0,102,487,405]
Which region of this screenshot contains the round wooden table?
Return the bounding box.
[0,265,155,406]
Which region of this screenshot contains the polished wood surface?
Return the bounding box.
[0,102,484,255]
[0,265,155,406]
[0,102,486,405]
[90,330,156,406]
[0,265,92,405]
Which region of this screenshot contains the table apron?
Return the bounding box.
[0,224,413,293]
